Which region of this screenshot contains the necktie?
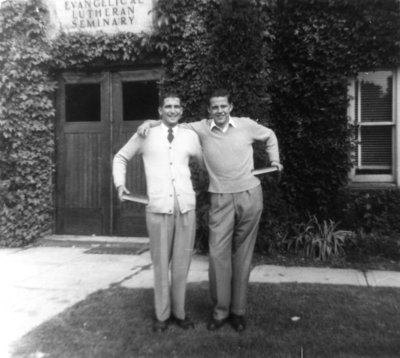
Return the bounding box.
[167,128,174,143]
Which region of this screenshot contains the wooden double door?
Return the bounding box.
[56,69,162,236]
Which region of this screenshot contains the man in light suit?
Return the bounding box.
[113,93,204,332]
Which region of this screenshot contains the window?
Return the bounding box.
[348,69,399,185]
[65,83,101,122]
[122,81,159,121]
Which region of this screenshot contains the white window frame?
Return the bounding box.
[348,68,400,186]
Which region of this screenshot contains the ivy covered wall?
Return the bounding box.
[270,0,400,216]
[0,0,55,246]
[1,0,400,247]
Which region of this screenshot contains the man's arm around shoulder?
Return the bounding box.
[137,119,161,137]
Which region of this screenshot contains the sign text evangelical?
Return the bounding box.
[46,0,154,35]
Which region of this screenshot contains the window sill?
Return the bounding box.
[348,182,397,190]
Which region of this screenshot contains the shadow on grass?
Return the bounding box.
[11,282,400,358]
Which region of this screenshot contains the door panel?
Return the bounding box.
[56,69,162,237]
[56,73,111,235]
[112,70,162,236]
[64,132,103,208]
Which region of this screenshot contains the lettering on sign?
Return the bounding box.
[45,0,154,36]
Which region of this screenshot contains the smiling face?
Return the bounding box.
[159,97,183,128]
[208,96,233,128]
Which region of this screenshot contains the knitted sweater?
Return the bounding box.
[113,124,203,214]
[187,117,280,193]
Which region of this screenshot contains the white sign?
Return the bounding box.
[45,0,155,36]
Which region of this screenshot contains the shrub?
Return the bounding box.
[285,215,352,261]
[256,173,300,254]
[344,230,400,262]
[333,189,400,234]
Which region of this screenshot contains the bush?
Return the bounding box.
[344,230,400,262]
[284,215,352,261]
[333,189,400,234]
[256,173,300,254]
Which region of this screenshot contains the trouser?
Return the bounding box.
[146,205,196,322]
[208,185,263,320]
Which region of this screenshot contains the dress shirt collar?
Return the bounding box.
[210,117,236,133]
[161,122,179,136]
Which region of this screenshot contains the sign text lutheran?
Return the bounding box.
[46,0,154,35]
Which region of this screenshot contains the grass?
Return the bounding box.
[11,282,400,358]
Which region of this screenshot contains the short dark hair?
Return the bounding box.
[159,92,182,106]
[209,88,232,104]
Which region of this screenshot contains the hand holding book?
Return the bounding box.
[252,164,283,182]
[251,167,278,176]
[121,193,149,204]
[117,185,149,204]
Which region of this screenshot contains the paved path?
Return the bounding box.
[1,235,400,357]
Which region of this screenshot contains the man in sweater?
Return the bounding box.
[113,93,203,333]
[138,88,282,332]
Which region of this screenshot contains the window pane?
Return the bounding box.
[359,71,392,122]
[123,81,159,121]
[359,125,392,168]
[354,70,394,178]
[66,84,101,122]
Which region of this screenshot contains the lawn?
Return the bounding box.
[11,282,400,358]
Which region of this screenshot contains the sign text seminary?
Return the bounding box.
[64,0,144,29]
[45,0,154,35]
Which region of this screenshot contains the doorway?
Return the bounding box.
[56,69,162,236]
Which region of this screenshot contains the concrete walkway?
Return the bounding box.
[1,235,400,357]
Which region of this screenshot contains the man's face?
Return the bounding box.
[159,97,183,127]
[208,96,233,128]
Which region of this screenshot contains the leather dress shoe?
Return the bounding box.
[207,317,228,331]
[230,314,246,332]
[171,315,195,330]
[152,319,169,333]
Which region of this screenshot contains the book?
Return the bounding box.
[121,193,149,204]
[251,167,278,176]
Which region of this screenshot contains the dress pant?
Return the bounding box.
[208,184,263,320]
[146,201,196,322]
